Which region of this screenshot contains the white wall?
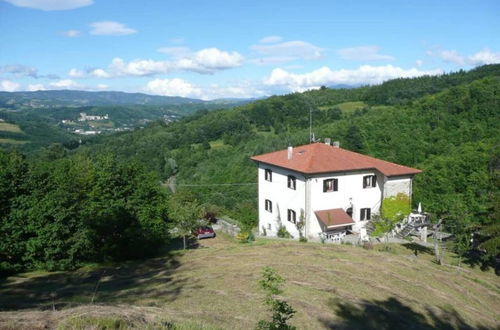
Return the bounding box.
[383,176,412,199]
[307,170,383,236]
[258,163,306,238]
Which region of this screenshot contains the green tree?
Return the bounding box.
[345,124,364,152]
[256,267,296,330]
[372,193,411,244]
[168,191,204,249]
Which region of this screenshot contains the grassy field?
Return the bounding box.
[0,122,22,133]
[0,233,498,329]
[0,138,29,145]
[209,139,225,149]
[319,101,367,114]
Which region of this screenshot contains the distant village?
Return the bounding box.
[59,112,178,135]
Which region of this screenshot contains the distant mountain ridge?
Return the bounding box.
[0,90,251,108]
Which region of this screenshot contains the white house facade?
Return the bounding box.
[251,142,421,241]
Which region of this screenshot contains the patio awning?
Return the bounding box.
[315,208,354,229]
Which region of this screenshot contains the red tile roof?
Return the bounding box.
[315,208,354,228]
[251,142,421,177]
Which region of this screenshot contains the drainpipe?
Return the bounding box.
[304,175,311,238]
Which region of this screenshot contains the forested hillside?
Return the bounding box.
[1,65,499,274]
[0,92,246,152]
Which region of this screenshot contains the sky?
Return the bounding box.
[0,0,499,100]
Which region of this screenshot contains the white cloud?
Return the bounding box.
[49,79,81,89]
[62,29,81,37]
[415,59,423,67]
[27,83,46,91]
[68,68,84,77]
[76,48,243,78]
[89,68,111,78]
[468,48,500,66]
[89,21,137,36]
[103,58,170,77]
[0,64,38,78]
[0,80,21,92]
[144,78,202,98]
[97,84,109,89]
[186,48,244,72]
[264,65,443,92]
[3,0,93,10]
[144,78,266,100]
[204,83,267,100]
[259,36,283,44]
[251,40,323,64]
[426,47,500,66]
[337,46,394,61]
[439,50,465,65]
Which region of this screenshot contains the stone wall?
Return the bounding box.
[213,218,241,237]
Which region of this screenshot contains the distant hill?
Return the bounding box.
[0,90,251,109]
[0,90,254,151]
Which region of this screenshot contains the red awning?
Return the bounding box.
[315,208,354,228]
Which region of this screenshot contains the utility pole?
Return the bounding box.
[433,219,443,265]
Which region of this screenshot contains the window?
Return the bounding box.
[287,209,296,224]
[265,169,272,182]
[265,199,273,212]
[287,175,296,190]
[363,175,377,188]
[267,223,272,230]
[346,207,353,218]
[323,178,338,192]
[360,208,371,221]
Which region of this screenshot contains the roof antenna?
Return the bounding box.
[309,104,313,143]
[302,93,315,143]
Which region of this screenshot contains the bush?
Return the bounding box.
[236,231,255,243]
[277,226,292,239]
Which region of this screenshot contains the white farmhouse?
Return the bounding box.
[251,142,421,241]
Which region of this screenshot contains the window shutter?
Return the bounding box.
[363,176,367,188]
[334,179,338,191]
[323,180,327,192]
[372,175,376,187]
[367,208,371,220]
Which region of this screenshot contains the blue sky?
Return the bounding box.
[0,0,498,99]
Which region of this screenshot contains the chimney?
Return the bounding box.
[287,146,293,160]
[324,138,331,145]
[332,141,340,148]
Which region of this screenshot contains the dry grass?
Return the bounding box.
[0,233,499,329]
[0,122,22,133]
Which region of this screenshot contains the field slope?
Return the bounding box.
[0,234,498,329]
